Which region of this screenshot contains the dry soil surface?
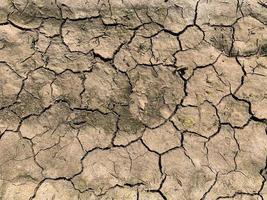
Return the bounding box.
[0,0,267,199]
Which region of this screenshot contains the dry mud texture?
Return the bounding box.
[0,0,267,199]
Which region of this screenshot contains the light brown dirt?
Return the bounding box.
[0,0,267,199]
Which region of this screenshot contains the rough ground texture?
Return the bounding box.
[0,0,267,199]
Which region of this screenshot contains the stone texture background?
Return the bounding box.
[0,0,267,199]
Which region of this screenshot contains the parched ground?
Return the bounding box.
[0,0,267,199]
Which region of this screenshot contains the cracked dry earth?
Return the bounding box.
[0,0,267,200]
